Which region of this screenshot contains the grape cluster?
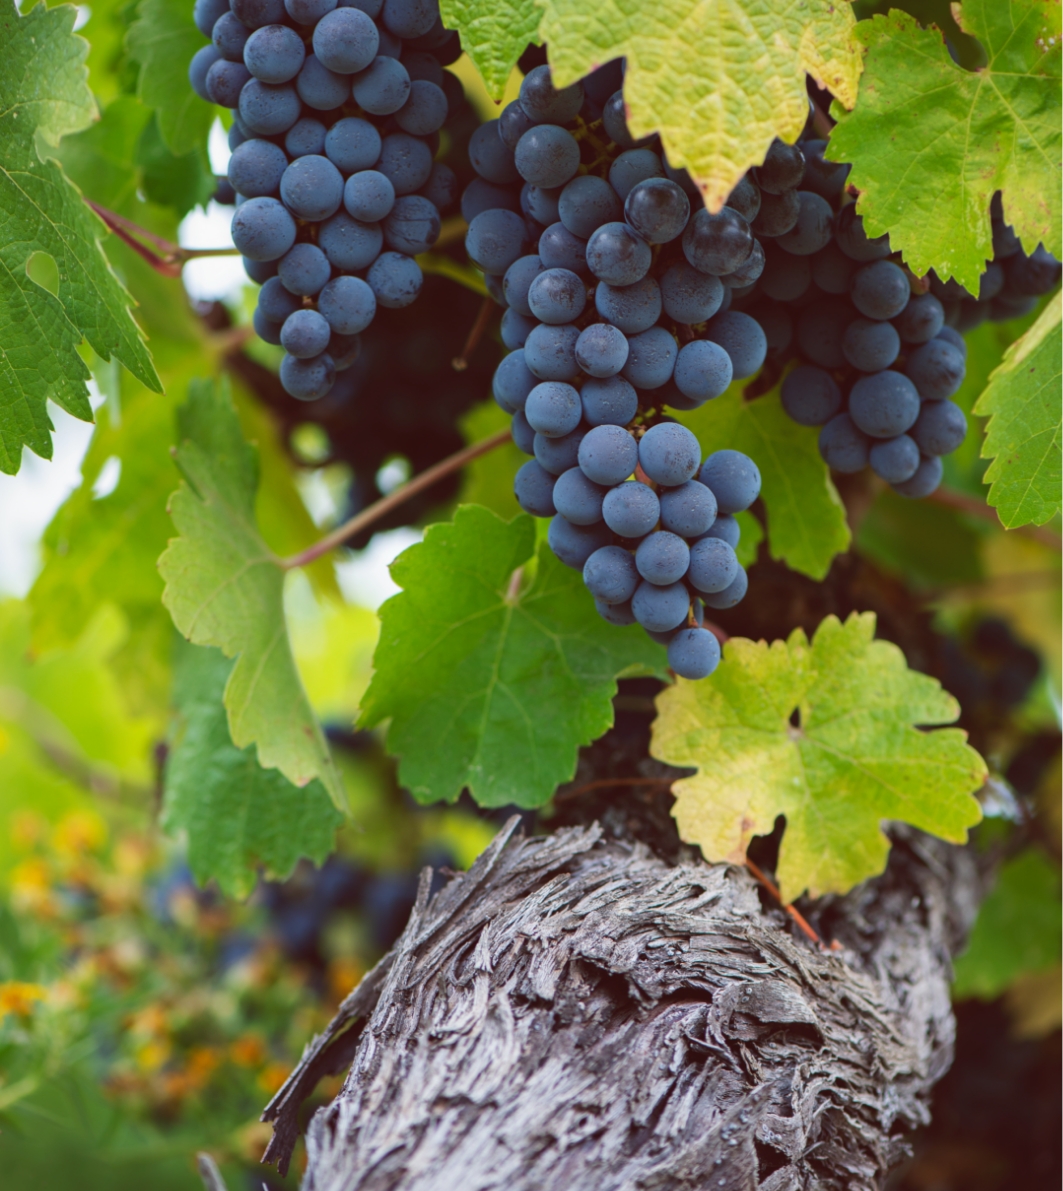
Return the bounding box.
[467,61,769,679]
[189,0,461,400]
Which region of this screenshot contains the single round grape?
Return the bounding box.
[538,222,589,275]
[668,627,721,679]
[586,222,652,286]
[465,208,527,276]
[492,349,538,411]
[280,352,336,400]
[521,183,562,226]
[849,370,921,438]
[244,23,306,84]
[527,268,587,324]
[581,375,638,427]
[514,125,581,189]
[842,318,901,372]
[1006,246,1062,295]
[800,139,851,202]
[514,459,557,517]
[231,196,297,260]
[556,175,621,239]
[382,0,436,38]
[623,326,678,390]
[699,449,761,513]
[575,323,630,378]
[317,274,376,335]
[499,99,536,150]
[754,139,805,194]
[548,516,612,570]
[818,413,870,473]
[912,399,967,456]
[867,433,920,483]
[834,204,891,262]
[462,179,519,224]
[353,55,411,115]
[285,0,336,24]
[659,480,717,537]
[673,339,733,404]
[596,597,637,626]
[422,162,458,212]
[194,0,230,38]
[502,255,545,318]
[367,251,422,308]
[280,308,331,358]
[775,191,833,256]
[892,454,943,498]
[851,260,911,321]
[501,308,535,350]
[252,307,282,345]
[189,45,222,102]
[228,138,288,198]
[935,326,967,358]
[278,243,331,296]
[525,381,583,438]
[325,117,382,175]
[395,79,447,135]
[698,513,740,549]
[705,311,767,379]
[467,121,519,186]
[683,207,754,276]
[213,12,250,62]
[524,323,581,381]
[659,263,724,325]
[579,424,639,486]
[810,241,858,295]
[284,117,326,158]
[258,275,301,323]
[721,238,766,288]
[631,580,690,633]
[280,155,344,221]
[796,297,852,369]
[511,409,535,454]
[624,178,690,245]
[383,194,440,255]
[750,188,801,241]
[781,365,841,426]
[376,132,433,195]
[295,56,349,111]
[636,530,691,585]
[639,423,701,487]
[535,427,587,475]
[206,59,252,107]
[242,255,277,283]
[318,211,383,270]
[601,481,660,538]
[519,64,584,124]
[726,176,761,223]
[759,244,812,302]
[343,169,395,222]
[602,90,640,150]
[231,0,286,29]
[313,7,378,74]
[375,25,402,57]
[700,564,748,610]
[595,275,662,334]
[583,546,639,605]
[608,149,664,202]
[553,467,607,525]
[894,292,945,344]
[906,338,966,400]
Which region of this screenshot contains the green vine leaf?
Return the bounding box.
[678,385,851,581]
[440,0,540,99]
[974,290,1062,528]
[164,642,343,899]
[158,377,345,809]
[360,504,666,808]
[0,0,160,475]
[829,3,1062,293]
[127,0,215,155]
[537,0,861,211]
[651,612,986,902]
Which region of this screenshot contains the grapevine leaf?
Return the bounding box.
[164,642,342,899]
[158,378,345,809]
[973,290,1062,527]
[538,0,862,211]
[126,0,215,154]
[828,4,1063,293]
[0,0,160,475]
[440,0,540,99]
[650,612,986,901]
[359,504,666,808]
[952,847,1062,999]
[679,385,851,580]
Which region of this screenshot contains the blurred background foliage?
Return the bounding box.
[0,0,1059,1188]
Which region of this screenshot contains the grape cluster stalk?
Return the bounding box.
[190,0,462,400]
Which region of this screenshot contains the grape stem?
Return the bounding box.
[451,294,496,370]
[928,486,1061,551]
[743,858,835,950]
[87,202,241,277]
[282,428,512,569]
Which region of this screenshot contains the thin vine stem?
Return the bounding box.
[744,858,830,949]
[282,428,512,569]
[88,201,241,276]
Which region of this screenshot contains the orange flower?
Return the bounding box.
[0,981,47,1019]
[229,1034,266,1068]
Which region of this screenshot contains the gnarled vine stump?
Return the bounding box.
[263,819,979,1190]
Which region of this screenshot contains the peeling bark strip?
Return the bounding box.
[264,820,979,1190]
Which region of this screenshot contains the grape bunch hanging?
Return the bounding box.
[469,61,768,681]
[189,0,461,400]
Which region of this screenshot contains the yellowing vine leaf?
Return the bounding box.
[538,0,862,210]
[651,613,986,902]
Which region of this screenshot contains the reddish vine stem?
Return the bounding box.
[452,294,496,371]
[744,858,828,948]
[553,776,675,804]
[282,428,512,569]
[88,201,241,276]
[928,485,1062,551]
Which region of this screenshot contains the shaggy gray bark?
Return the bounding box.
[263,819,980,1191]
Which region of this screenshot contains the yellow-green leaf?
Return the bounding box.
[441,0,540,99]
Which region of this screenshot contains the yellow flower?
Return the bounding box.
[0,982,47,1019]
